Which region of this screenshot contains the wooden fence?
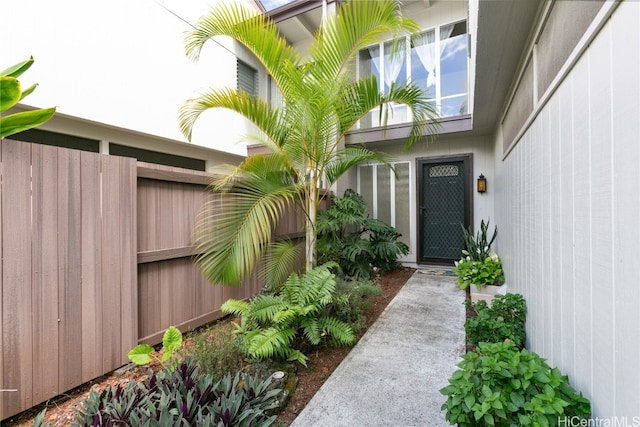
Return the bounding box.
[0,139,303,420]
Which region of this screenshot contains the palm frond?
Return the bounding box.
[179,87,287,145]
[384,83,441,149]
[334,75,382,136]
[262,240,303,290]
[324,145,394,184]
[185,1,302,98]
[193,168,299,286]
[309,0,418,82]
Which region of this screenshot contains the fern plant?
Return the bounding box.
[221,263,356,366]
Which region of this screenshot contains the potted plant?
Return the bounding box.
[453,220,505,304]
[453,252,505,303]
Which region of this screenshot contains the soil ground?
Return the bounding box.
[3,267,415,427]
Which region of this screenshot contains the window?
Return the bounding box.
[237,60,258,96]
[358,162,411,249]
[358,20,468,127]
[358,40,410,127]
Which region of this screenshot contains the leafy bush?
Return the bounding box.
[453,253,505,290]
[441,341,591,427]
[465,293,526,349]
[317,189,409,279]
[323,278,381,333]
[462,219,497,262]
[189,323,244,380]
[74,357,280,426]
[221,263,356,366]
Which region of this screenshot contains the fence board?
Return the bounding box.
[101,157,123,372]
[80,151,103,382]
[120,158,138,359]
[1,140,33,417]
[57,147,84,392]
[31,144,60,404]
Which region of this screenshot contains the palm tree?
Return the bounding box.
[179,0,439,286]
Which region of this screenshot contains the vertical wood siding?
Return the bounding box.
[496,1,640,417]
[0,140,137,419]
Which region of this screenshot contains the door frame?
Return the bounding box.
[416,154,474,265]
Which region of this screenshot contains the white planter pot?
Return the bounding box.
[470,284,507,305]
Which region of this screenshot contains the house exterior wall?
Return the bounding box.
[494,0,640,417]
[347,133,495,265]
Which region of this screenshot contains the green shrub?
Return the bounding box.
[462,219,497,262]
[453,253,505,290]
[323,278,381,333]
[465,293,526,349]
[221,263,356,366]
[317,189,409,279]
[441,342,591,427]
[74,357,279,426]
[189,323,244,380]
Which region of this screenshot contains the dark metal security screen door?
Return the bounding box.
[418,156,471,264]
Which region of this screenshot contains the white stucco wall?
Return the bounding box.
[494,1,640,417]
[1,0,258,156]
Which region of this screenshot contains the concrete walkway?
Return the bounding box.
[291,270,465,427]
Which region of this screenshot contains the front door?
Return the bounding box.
[417,155,472,264]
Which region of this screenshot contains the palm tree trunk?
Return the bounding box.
[305,170,318,272]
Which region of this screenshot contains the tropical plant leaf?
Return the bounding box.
[300,317,321,345]
[246,295,287,324]
[128,344,154,365]
[162,326,183,358]
[220,299,251,316]
[1,56,34,78]
[286,349,309,366]
[19,83,38,100]
[319,316,356,346]
[0,76,20,112]
[247,326,297,359]
[0,107,56,138]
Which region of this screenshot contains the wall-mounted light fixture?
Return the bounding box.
[477,174,487,193]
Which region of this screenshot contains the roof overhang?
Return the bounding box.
[471,0,541,136]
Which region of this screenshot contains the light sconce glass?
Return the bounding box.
[477,174,487,193]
